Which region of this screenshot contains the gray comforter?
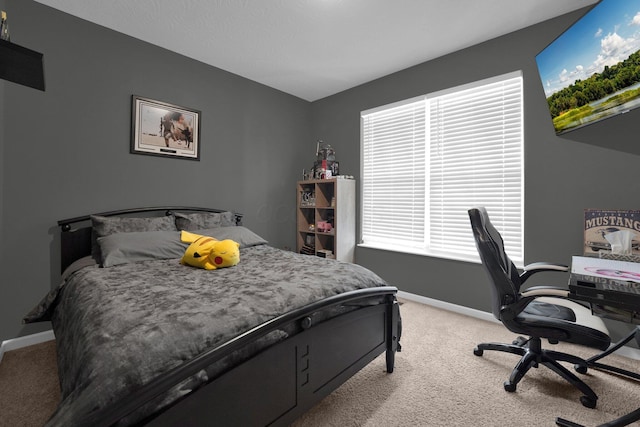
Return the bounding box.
[30,244,389,426]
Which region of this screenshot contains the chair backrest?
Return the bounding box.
[468,207,522,321]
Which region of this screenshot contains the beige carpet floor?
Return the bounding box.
[0,340,59,427]
[2,298,640,426]
[293,299,640,427]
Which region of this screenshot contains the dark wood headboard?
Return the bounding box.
[57,206,243,274]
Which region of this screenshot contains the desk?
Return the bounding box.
[556,271,640,427]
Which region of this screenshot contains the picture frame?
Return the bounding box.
[131,95,201,160]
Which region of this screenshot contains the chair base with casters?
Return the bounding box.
[472,295,609,409]
[474,335,596,408]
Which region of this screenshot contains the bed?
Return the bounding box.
[25,207,401,427]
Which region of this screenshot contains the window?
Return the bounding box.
[361,71,523,265]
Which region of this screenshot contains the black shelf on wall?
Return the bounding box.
[0,38,44,91]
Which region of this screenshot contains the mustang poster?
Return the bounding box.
[584,209,640,256]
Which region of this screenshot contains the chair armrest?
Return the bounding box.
[520,262,569,282]
[520,286,569,298]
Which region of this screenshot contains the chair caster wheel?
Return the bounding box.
[574,363,588,374]
[504,381,516,392]
[580,395,597,409]
[473,347,483,356]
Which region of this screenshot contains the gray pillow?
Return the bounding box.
[98,230,187,267]
[195,226,268,248]
[174,211,235,231]
[91,214,177,237]
[91,214,178,261]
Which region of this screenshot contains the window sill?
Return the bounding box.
[357,243,481,264]
[357,243,525,269]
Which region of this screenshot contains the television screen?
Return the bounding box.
[536,0,640,134]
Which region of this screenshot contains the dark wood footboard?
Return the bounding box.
[77,288,400,427]
[150,294,400,427]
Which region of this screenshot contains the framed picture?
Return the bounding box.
[131,95,201,160]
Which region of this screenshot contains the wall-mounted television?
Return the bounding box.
[536,0,640,134]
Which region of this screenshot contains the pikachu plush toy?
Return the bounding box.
[180,230,240,270]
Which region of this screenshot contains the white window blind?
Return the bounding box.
[361,98,426,250]
[361,71,524,264]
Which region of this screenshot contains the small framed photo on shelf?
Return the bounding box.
[131,95,201,160]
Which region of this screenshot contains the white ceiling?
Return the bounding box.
[34,0,598,101]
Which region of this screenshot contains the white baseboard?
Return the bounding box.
[397,290,500,324]
[397,290,640,361]
[0,330,55,364]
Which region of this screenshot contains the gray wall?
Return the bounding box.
[311,9,640,341]
[0,0,310,340]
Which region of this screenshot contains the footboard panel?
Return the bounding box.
[147,303,393,427]
[146,336,298,426]
[300,304,387,399]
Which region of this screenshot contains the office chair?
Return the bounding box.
[468,207,611,408]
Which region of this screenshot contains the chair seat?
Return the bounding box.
[523,299,576,320]
[517,297,610,351]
